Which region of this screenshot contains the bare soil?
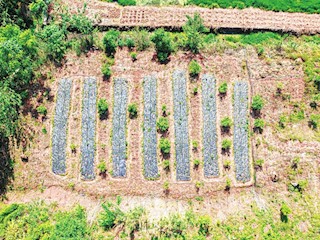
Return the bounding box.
[62,0,320,34]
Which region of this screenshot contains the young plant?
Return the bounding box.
[221,139,231,152]
[252,95,264,112]
[70,143,77,153]
[254,159,264,170]
[193,86,198,95]
[225,178,231,191]
[223,160,231,170]
[130,52,137,61]
[280,203,291,223]
[97,161,107,174]
[128,103,138,119]
[156,117,169,132]
[42,127,47,134]
[98,98,109,119]
[195,181,204,190]
[162,160,170,171]
[254,118,265,133]
[192,140,199,150]
[163,181,169,191]
[218,82,228,95]
[193,159,200,168]
[188,60,201,77]
[221,117,232,132]
[159,138,170,154]
[37,105,47,116]
[162,104,167,116]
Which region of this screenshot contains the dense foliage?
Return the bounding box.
[151,28,173,63]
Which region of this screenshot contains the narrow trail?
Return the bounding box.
[65,0,320,34]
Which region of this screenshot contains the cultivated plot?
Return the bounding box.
[52,78,72,175]
[233,81,251,182]
[112,78,128,177]
[143,75,158,179]
[202,74,219,177]
[81,77,97,180]
[173,70,190,181]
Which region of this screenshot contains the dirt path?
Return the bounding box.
[65,0,320,34]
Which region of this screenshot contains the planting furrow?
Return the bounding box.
[202,74,219,177]
[52,78,72,175]
[143,75,158,179]
[80,77,97,180]
[233,81,251,182]
[112,78,128,177]
[173,70,190,181]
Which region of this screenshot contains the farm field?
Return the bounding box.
[1,0,320,239]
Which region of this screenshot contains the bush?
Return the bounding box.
[37,105,47,116]
[309,114,320,129]
[280,203,291,223]
[188,60,201,77]
[98,98,109,119]
[128,103,138,118]
[157,117,169,132]
[133,30,151,51]
[252,95,264,112]
[102,63,112,80]
[103,30,120,56]
[151,28,173,63]
[125,37,135,50]
[254,118,265,132]
[221,139,231,151]
[218,82,228,95]
[159,138,170,154]
[118,0,136,6]
[197,215,211,236]
[99,202,124,230]
[221,117,232,130]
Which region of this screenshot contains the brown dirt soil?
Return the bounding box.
[62,0,320,34]
[10,46,320,202]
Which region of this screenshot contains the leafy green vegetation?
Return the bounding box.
[218,81,228,95]
[156,117,169,132]
[159,137,171,154]
[252,95,264,112]
[128,103,138,118]
[186,0,320,14]
[188,60,201,77]
[151,28,173,63]
[98,98,109,119]
[222,139,232,151]
[221,117,232,130]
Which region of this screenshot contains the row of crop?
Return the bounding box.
[80,77,97,180]
[52,79,72,175]
[173,70,190,181]
[202,74,219,177]
[143,75,158,179]
[112,78,128,177]
[233,81,250,182]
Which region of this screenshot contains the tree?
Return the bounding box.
[183,13,208,53]
[103,29,120,56]
[151,28,173,63]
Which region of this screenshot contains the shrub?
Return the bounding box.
[157,117,169,132]
[197,215,211,236]
[98,98,109,119]
[221,117,232,130]
[37,105,47,115]
[97,161,107,173]
[118,0,136,6]
[280,203,291,223]
[221,139,231,151]
[151,28,173,63]
[130,52,137,61]
[188,60,201,77]
[218,82,227,95]
[309,114,320,129]
[133,30,151,51]
[159,138,170,154]
[103,30,120,56]
[102,63,112,80]
[99,202,124,230]
[252,95,264,111]
[125,37,135,50]
[254,118,265,132]
[163,160,170,170]
[183,13,208,53]
[128,103,138,118]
